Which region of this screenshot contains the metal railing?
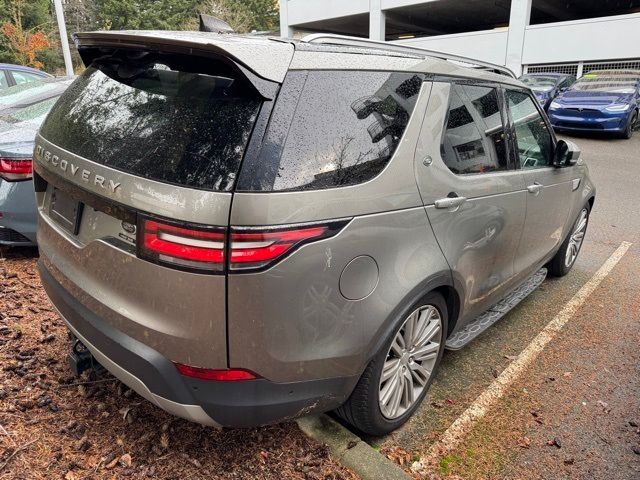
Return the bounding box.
[302,33,516,79]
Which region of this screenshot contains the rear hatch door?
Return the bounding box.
[34,35,289,368]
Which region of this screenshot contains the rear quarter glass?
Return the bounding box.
[39,51,262,192]
[237,70,425,192]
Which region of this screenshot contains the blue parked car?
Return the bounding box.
[519,73,575,111]
[0,77,73,246]
[0,63,52,90]
[548,69,640,139]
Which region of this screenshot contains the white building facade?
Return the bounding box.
[279,0,640,77]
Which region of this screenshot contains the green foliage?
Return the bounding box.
[77,0,279,34]
[94,0,198,30]
[0,0,54,67]
[0,0,50,31]
[0,0,279,74]
[17,0,50,29]
[232,0,279,32]
[192,0,279,33]
[0,1,12,64]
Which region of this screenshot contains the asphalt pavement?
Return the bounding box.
[375,132,640,478]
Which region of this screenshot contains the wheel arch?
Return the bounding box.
[432,284,461,337]
[365,271,462,365]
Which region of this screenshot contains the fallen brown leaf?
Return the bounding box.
[119,453,132,468]
[517,437,531,448]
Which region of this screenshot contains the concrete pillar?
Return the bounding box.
[369,0,386,40]
[505,0,532,77]
[53,0,74,76]
[279,0,293,37]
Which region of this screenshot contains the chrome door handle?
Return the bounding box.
[435,196,467,209]
[526,182,543,194]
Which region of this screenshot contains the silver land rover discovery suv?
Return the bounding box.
[34,31,595,435]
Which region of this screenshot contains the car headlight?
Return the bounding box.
[549,101,562,110]
[605,104,631,112]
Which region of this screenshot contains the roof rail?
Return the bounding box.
[301,33,516,79]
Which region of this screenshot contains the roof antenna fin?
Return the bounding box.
[199,14,234,33]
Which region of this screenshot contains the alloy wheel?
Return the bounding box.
[378,305,442,419]
[565,208,588,268]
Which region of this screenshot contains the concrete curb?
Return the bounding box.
[296,415,411,480]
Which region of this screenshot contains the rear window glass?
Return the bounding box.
[520,75,558,92]
[0,81,54,108]
[12,70,44,85]
[2,96,58,125]
[40,52,262,191]
[238,70,424,192]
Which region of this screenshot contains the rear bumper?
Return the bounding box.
[39,262,356,427]
[0,226,34,245]
[0,180,37,245]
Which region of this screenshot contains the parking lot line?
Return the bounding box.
[412,241,633,475]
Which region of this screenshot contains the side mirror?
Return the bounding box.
[553,139,580,167]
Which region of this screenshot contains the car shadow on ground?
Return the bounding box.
[0,245,39,260]
[555,130,628,142]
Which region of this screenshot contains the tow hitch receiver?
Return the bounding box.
[68,334,104,376]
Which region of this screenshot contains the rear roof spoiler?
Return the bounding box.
[73,30,294,83]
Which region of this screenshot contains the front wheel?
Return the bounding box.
[622,111,637,139]
[548,205,590,277]
[335,292,447,435]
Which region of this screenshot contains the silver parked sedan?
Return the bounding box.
[0,77,73,245]
[33,31,594,435]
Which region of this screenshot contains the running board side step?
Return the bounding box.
[445,268,547,350]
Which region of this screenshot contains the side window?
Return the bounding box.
[11,71,42,85]
[0,71,8,90]
[237,70,425,192]
[506,89,553,169]
[441,84,509,175]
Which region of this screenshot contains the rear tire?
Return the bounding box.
[335,292,448,436]
[548,204,590,277]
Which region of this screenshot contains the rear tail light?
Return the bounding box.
[0,157,33,181]
[229,224,343,271]
[136,215,348,273]
[137,216,226,273]
[174,363,258,381]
